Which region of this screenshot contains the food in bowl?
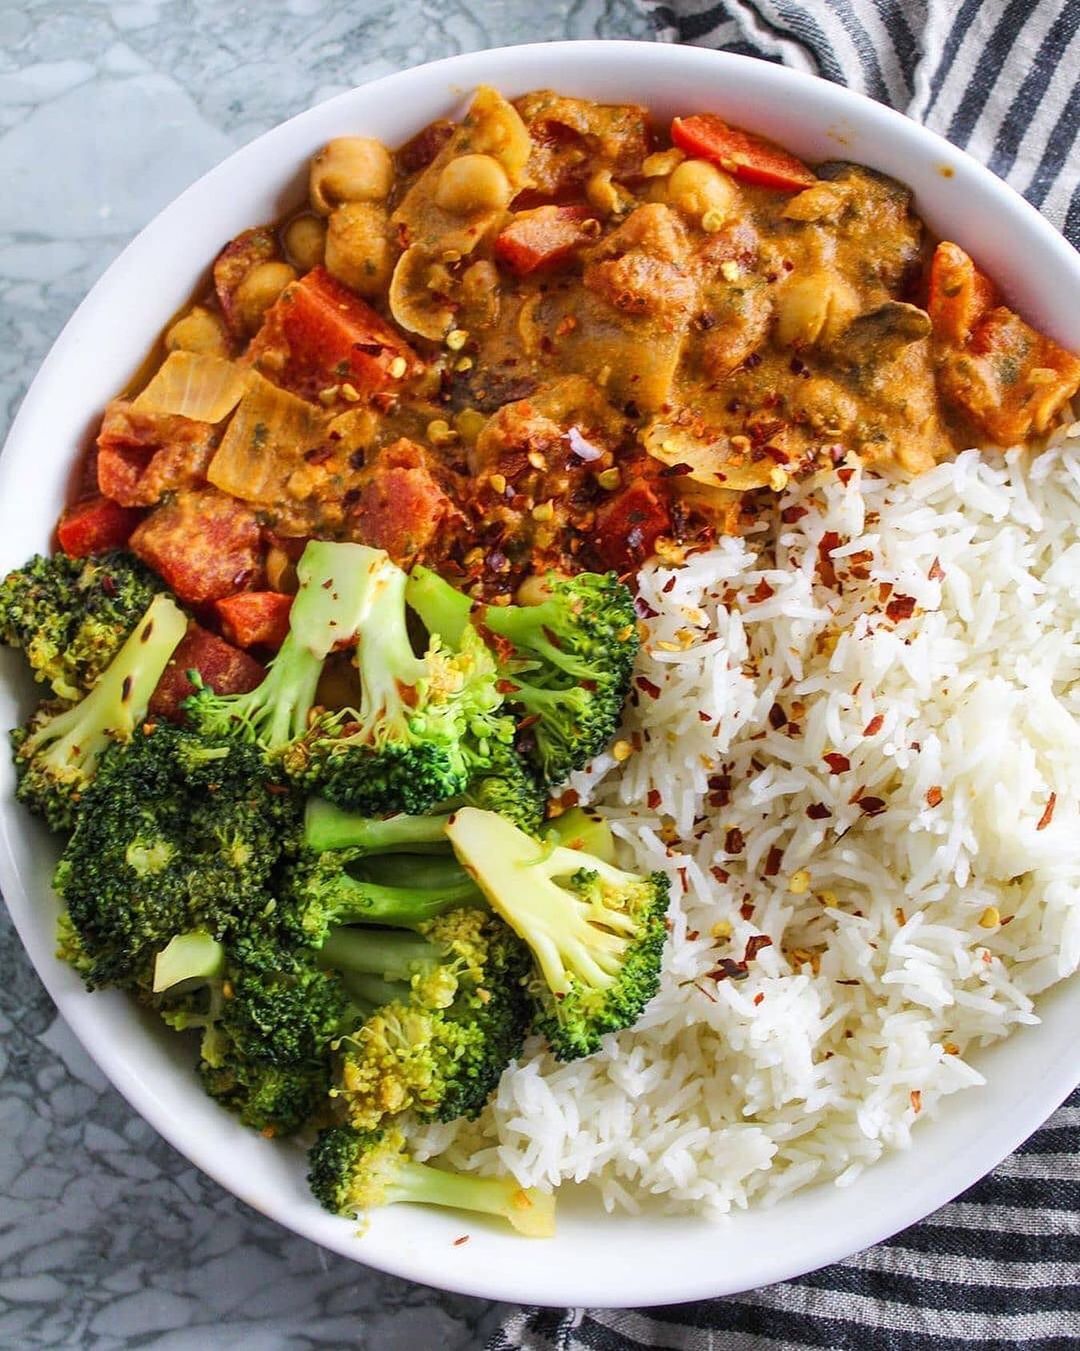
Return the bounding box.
[2,84,1078,1231]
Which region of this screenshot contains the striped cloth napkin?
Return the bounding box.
[491,4,1080,1346]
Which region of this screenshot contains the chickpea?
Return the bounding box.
[283,213,327,270]
[325,202,394,297]
[585,169,634,218]
[775,273,860,348]
[232,261,297,333]
[309,137,394,214]
[668,159,737,224]
[434,153,512,215]
[164,305,228,357]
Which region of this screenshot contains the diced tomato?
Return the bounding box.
[671,115,816,191]
[927,242,997,346]
[592,479,671,574]
[214,226,278,335]
[96,401,217,507]
[494,205,596,276]
[149,623,265,722]
[347,438,463,566]
[129,488,264,606]
[938,305,1080,444]
[215,591,293,650]
[246,266,422,404]
[57,495,143,556]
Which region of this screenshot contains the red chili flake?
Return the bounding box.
[837,466,855,486]
[787,723,802,737]
[698,710,712,722]
[910,1090,922,1114]
[878,582,893,603]
[677,867,689,892]
[686,930,700,941]
[823,752,850,774]
[781,505,808,524]
[768,702,787,730]
[863,714,884,737]
[744,934,773,962]
[1036,792,1057,831]
[885,594,916,623]
[806,802,832,820]
[740,901,755,920]
[453,1235,470,1247]
[725,827,745,854]
[836,978,860,986]
[817,531,840,588]
[709,958,750,981]
[647,788,662,810]
[749,578,776,603]
[662,576,677,594]
[926,786,943,808]
[858,796,887,816]
[560,788,580,809]
[710,865,729,884]
[753,992,765,1006]
[636,676,662,699]
[928,557,945,581]
[764,845,783,877]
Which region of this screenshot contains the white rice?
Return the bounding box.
[410,433,1080,1216]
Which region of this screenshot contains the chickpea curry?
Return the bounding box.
[58,87,1080,685]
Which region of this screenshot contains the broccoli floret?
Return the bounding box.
[294,547,516,817]
[406,567,638,786]
[53,720,296,991]
[327,909,531,1130]
[199,1056,330,1138]
[308,1125,555,1237]
[445,807,669,1061]
[186,540,375,756]
[0,551,160,702]
[280,850,482,945]
[12,593,188,831]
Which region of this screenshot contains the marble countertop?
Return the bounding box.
[0,4,654,1346]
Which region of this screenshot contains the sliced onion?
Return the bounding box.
[566,425,603,461]
[208,372,329,505]
[133,351,249,423]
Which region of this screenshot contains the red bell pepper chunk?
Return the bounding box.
[149,623,265,723]
[593,480,671,574]
[246,265,422,404]
[214,591,293,650]
[56,496,143,556]
[671,115,816,191]
[926,241,997,346]
[494,205,596,276]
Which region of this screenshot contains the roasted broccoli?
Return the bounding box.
[12,593,188,830]
[308,1124,555,1236]
[296,547,515,817]
[445,807,669,1061]
[199,1056,331,1138]
[405,567,638,786]
[0,550,161,702]
[53,719,296,990]
[329,908,531,1129]
[186,540,374,757]
[280,848,482,945]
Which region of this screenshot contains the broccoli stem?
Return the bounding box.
[304,798,451,855]
[21,593,187,770]
[320,872,481,930]
[337,969,411,1014]
[543,807,616,863]
[404,566,473,649]
[319,925,436,984]
[354,854,472,891]
[387,1160,556,1237]
[153,931,226,994]
[353,556,427,741]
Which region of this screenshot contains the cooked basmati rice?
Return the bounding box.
[410,435,1080,1216]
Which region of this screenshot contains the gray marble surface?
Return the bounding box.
[0,3,655,1347]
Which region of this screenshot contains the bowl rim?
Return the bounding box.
[1,38,1078,1310]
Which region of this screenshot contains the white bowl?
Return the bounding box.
[1,40,1077,1310]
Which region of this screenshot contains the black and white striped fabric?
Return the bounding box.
[491,5,1079,1346]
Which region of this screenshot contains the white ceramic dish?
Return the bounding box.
[0,40,1077,1310]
